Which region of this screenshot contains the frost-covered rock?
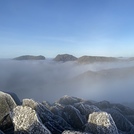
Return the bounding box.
[0,130,4,134]
[74,103,100,116]
[0,91,17,133]
[105,108,133,132]
[126,115,134,125]
[23,99,72,134]
[85,112,119,134]
[57,95,83,105]
[23,99,53,117]
[62,130,90,134]
[10,106,51,134]
[95,101,112,109]
[0,91,17,122]
[62,105,86,130]
[50,103,64,116]
[112,104,134,116]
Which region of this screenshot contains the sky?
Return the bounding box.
[0,0,134,58]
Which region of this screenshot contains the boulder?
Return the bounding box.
[95,101,112,110]
[0,130,4,134]
[0,91,17,122]
[74,103,100,116]
[57,95,83,106]
[10,106,51,134]
[112,104,134,116]
[23,99,72,134]
[4,92,21,105]
[105,108,133,132]
[50,104,64,116]
[62,105,86,130]
[0,91,17,133]
[85,112,119,134]
[126,115,134,125]
[62,130,90,134]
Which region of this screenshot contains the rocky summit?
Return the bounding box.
[54,54,77,62]
[0,92,134,134]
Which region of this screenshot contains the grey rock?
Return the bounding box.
[4,92,21,105]
[62,105,86,130]
[10,106,51,134]
[42,101,51,110]
[50,104,64,116]
[112,104,134,116]
[23,99,72,134]
[95,101,112,110]
[0,130,4,134]
[126,115,134,125]
[118,127,134,134]
[57,95,83,106]
[62,130,91,134]
[0,91,17,133]
[0,91,17,122]
[74,103,100,116]
[105,109,133,132]
[85,111,119,134]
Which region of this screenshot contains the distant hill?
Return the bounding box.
[73,66,134,82]
[54,54,77,62]
[127,57,134,61]
[77,56,119,64]
[13,55,46,60]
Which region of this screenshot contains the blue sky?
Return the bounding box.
[0,0,134,58]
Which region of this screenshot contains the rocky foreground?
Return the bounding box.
[0,91,134,134]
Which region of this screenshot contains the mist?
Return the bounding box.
[0,59,134,104]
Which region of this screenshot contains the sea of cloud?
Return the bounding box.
[0,59,134,103]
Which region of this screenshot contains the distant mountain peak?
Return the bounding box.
[13,55,46,60]
[54,54,77,62]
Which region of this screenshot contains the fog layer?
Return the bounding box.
[0,59,134,103]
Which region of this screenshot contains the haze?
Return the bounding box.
[0,59,134,104]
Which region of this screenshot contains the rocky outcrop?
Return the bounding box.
[13,55,46,60]
[54,54,77,62]
[1,92,134,134]
[85,112,119,134]
[10,106,51,134]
